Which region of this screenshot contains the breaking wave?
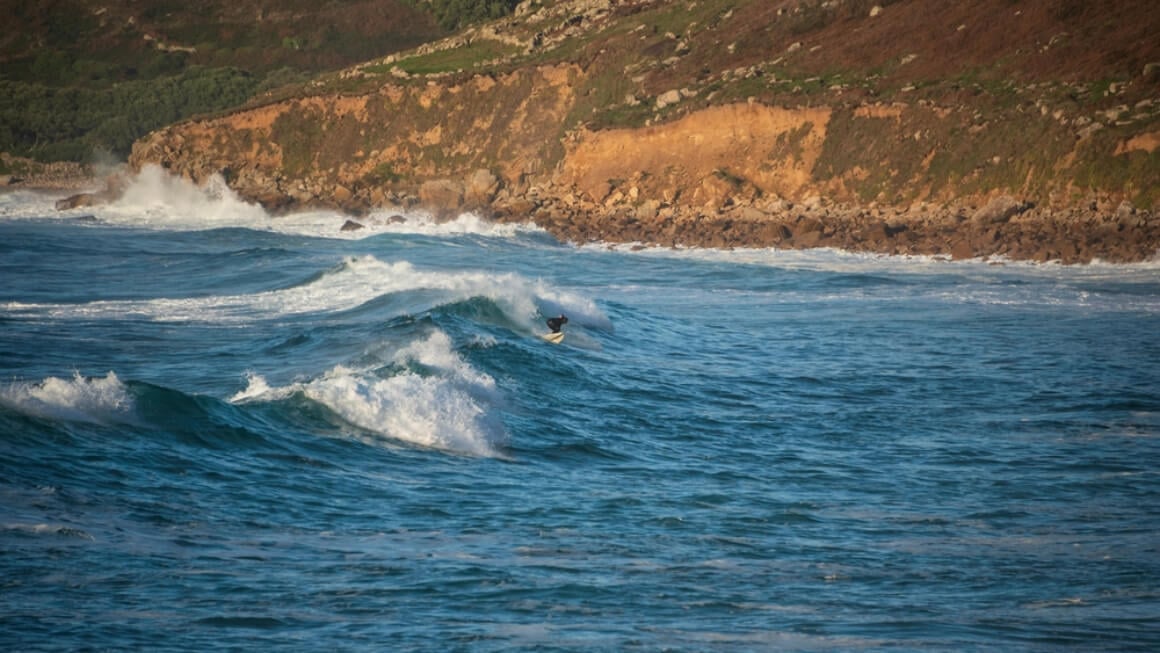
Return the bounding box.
[231,330,505,456]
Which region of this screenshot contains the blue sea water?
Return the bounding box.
[2,168,1159,651]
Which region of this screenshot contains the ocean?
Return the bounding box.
[2,167,1158,651]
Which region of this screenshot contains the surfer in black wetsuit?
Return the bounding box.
[546,314,568,333]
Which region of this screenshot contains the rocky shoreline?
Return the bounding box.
[332,171,1160,264]
[494,188,1159,264]
[0,154,98,191]
[43,167,1159,264]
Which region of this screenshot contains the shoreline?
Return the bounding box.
[16,164,1159,265]
[0,154,99,191]
[497,193,1159,265]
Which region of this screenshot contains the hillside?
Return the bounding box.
[123,0,1160,261]
[0,0,442,74]
[0,0,448,163]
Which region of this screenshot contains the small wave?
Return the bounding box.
[0,371,134,425]
[2,254,613,329]
[1,522,95,540]
[193,616,288,629]
[231,330,505,456]
[356,209,545,239]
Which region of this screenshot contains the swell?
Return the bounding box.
[0,372,271,450]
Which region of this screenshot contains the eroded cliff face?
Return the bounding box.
[560,104,832,209]
[130,64,585,211]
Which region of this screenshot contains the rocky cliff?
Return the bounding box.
[128,0,1160,262]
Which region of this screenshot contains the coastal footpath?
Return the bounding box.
[112,0,1160,262]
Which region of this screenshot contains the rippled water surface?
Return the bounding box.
[2,173,1159,651]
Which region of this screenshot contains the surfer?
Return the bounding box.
[546,314,568,333]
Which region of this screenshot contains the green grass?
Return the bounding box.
[389,41,521,76]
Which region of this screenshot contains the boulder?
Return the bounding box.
[1115,200,1135,221]
[655,89,682,109]
[340,219,364,232]
[464,169,500,207]
[794,229,823,248]
[56,193,99,210]
[419,179,465,216]
[333,184,353,204]
[972,195,1030,224]
[796,215,824,235]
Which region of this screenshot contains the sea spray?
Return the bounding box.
[106,164,269,227]
[0,371,134,424]
[88,166,544,240]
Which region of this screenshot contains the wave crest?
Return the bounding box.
[231,331,505,456]
[4,254,611,331]
[0,371,134,424]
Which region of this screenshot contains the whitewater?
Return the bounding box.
[2,168,1158,651]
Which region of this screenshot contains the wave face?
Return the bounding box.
[2,171,1159,651]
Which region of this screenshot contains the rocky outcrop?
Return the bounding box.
[122,0,1160,263]
[506,186,1158,263]
[129,64,583,214]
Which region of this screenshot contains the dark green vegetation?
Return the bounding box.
[0,69,264,162]
[423,0,522,30]
[0,0,455,161]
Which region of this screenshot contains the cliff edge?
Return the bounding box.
[128,0,1160,262]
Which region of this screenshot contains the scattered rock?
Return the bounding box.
[655,89,682,109]
[340,219,364,231]
[1144,62,1160,83]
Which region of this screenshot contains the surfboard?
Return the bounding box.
[542,331,565,344]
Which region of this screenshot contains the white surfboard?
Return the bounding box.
[542,331,565,344]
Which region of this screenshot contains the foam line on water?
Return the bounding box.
[591,241,1160,273]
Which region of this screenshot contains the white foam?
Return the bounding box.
[592,241,1160,275]
[356,208,546,239]
[100,164,269,228]
[231,331,505,456]
[0,371,134,424]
